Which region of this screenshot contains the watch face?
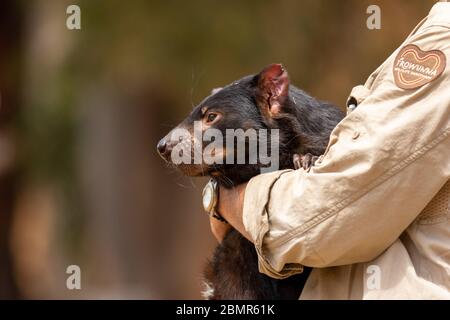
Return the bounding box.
[203,185,213,211]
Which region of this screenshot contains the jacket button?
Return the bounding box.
[347,103,357,112]
[352,131,360,139]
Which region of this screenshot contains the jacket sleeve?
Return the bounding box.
[242,25,450,279]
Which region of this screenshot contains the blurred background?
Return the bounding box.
[0,0,437,299]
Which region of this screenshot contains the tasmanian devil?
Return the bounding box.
[157,64,344,299]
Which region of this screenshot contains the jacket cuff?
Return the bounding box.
[242,169,304,279]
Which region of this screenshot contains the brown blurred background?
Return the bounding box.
[0,0,436,299]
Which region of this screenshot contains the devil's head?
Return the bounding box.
[157,64,312,186]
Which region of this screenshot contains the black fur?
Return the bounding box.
[158,65,344,299]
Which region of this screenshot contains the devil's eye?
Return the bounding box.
[206,113,218,123]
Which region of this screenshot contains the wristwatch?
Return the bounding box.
[202,179,228,223]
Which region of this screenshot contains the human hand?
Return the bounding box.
[209,216,232,243]
[213,183,252,242]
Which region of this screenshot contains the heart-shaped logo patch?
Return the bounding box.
[393,44,446,90]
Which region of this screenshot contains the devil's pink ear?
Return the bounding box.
[256,64,289,117]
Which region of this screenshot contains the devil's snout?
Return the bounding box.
[157,137,173,161]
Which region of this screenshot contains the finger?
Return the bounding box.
[293,153,301,170]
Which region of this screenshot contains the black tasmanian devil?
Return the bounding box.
[157,64,344,299]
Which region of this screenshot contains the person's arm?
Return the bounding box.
[217,25,450,279]
[210,183,248,242]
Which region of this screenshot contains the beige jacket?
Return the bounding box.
[243,2,450,299]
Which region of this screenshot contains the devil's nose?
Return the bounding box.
[157,139,167,155]
[156,138,173,161]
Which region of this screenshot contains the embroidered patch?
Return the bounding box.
[393,44,446,90]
